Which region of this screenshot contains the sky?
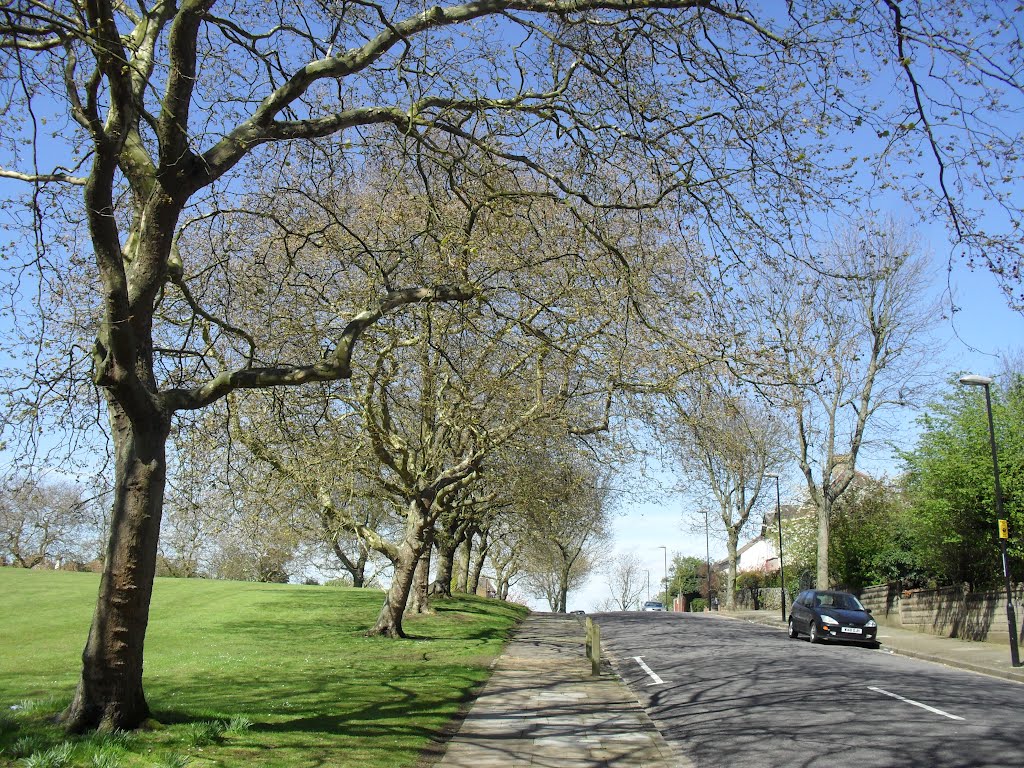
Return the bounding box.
[553,249,1024,613]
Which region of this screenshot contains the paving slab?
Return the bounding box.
[434,613,685,768]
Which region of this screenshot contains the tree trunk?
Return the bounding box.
[725,530,739,610]
[468,532,488,595]
[369,499,431,637]
[557,566,569,612]
[61,401,170,733]
[430,537,457,597]
[351,561,366,589]
[331,539,368,587]
[455,537,471,592]
[816,496,831,588]
[410,539,433,614]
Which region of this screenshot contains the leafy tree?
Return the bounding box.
[487,518,528,602]
[519,449,611,612]
[666,554,711,606]
[901,373,1024,589]
[828,476,920,590]
[762,502,817,600]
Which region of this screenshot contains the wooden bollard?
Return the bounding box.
[586,617,601,675]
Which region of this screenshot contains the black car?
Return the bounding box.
[788,589,879,646]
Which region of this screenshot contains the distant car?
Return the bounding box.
[642,601,666,612]
[570,609,585,615]
[788,589,878,646]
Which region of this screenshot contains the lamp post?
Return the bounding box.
[704,509,712,609]
[958,374,1021,667]
[765,473,786,623]
[658,546,668,610]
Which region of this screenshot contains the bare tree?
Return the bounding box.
[0,475,89,568]
[604,552,647,611]
[668,381,786,608]
[769,220,937,587]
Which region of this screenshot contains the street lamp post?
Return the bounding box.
[704,509,712,609]
[658,546,668,611]
[959,374,1021,667]
[766,473,786,623]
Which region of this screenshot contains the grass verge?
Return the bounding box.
[0,568,526,768]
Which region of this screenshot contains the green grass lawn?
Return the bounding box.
[0,568,526,768]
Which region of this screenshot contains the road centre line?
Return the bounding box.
[867,686,965,721]
[633,656,666,686]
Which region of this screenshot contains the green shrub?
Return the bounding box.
[690,598,707,612]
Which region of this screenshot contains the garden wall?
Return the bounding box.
[734,587,787,611]
[858,582,1024,645]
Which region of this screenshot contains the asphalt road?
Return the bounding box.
[595,612,1024,768]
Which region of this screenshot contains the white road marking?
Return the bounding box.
[633,656,666,686]
[867,686,965,721]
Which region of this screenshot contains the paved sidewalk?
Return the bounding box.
[435,613,683,768]
[716,609,1024,684]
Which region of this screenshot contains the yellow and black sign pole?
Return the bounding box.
[960,374,1020,667]
[996,517,1020,667]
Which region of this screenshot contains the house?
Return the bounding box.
[715,503,809,575]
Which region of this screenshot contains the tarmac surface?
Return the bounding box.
[433,609,1023,767]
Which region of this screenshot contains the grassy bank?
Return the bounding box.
[0,568,526,768]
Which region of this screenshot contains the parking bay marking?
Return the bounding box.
[633,656,667,686]
[867,686,965,721]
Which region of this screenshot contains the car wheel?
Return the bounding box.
[809,623,821,644]
[788,619,799,639]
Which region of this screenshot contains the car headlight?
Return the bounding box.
[866,619,877,628]
[819,614,839,624]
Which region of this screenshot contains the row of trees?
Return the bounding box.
[2,0,1023,735]
[1,442,611,603]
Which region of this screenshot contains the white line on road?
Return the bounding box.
[633,656,666,686]
[867,686,965,721]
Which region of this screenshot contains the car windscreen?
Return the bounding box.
[827,593,865,611]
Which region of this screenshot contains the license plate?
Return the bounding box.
[841,627,863,634]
